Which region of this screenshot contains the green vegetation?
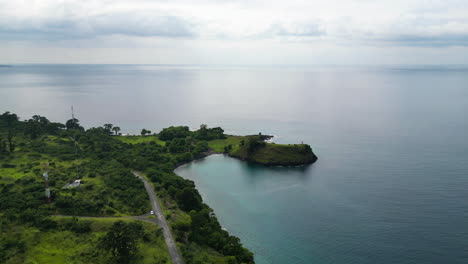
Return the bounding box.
[116,135,166,146]
[0,112,256,264]
[140,129,152,136]
[208,134,318,166]
[227,135,318,166]
[0,216,169,264]
[207,135,245,152]
[98,220,146,263]
[0,111,317,263]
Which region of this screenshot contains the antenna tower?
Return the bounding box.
[70,106,80,178]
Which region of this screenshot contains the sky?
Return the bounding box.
[1,0,468,65]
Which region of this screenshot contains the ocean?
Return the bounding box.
[1,64,467,263]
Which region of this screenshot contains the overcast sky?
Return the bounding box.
[1,0,467,64]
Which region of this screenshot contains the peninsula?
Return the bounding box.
[121,125,317,167]
[0,112,317,264]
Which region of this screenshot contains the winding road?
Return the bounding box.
[132,171,185,264]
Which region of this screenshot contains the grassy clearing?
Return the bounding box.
[0,134,85,181]
[22,217,170,264]
[116,135,166,146]
[207,135,245,152]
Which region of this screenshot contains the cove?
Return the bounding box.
[175,154,320,264]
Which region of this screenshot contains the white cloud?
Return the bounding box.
[0,0,468,63]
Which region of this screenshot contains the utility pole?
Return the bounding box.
[42,163,51,203]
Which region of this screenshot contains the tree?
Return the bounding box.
[0,111,19,127]
[176,187,202,211]
[7,131,15,152]
[193,125,225,140]
[65,118,83,131]
[25,120,41,139]
[31,115,50,124]
[98,221,144,263]
[0,112,18,152]
[158,126,190,140]
[0,137,6,153]
[112,126,121,135]
[141,129,151,136]
[199,124,208,138]
[245,136,265,154]
[103,124,113,135]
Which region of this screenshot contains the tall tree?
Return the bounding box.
[0,137,6,153]
[112,126,121,135]
[103,124,113,135]
[25,120,41,139]
[7,130,15,152]
[65,118,83,131]
[98,221,144,263]
[0,112,19,152]
[140,129,151,136]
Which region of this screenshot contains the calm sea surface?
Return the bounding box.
[1,64,467,263]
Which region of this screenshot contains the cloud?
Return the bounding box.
[0,12,195,40]
[1,0,468,64]
[91,13,195,38]
[267,23,325,37]
[1,0,468,47]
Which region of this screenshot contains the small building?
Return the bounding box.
[63,179,82,188]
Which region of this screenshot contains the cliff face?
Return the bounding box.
[229,143,318,166]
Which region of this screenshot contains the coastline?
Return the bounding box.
[227,152,318,167]
[174,149,222,169]
[174,148,317,170]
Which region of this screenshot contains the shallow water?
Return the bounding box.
[1,64,467,263]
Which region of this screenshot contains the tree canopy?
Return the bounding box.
[98,221,144,263]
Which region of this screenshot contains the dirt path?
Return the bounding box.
[132,170,185,264]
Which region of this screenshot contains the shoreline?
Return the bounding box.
[174,148,316,170]
[174,149,222,169]
[227,152,317,167]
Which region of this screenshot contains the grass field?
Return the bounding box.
[207,135,245,152]
[21,217,170,264]
[116,135,166,146]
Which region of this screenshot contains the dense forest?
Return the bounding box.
[0,111,253,264]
